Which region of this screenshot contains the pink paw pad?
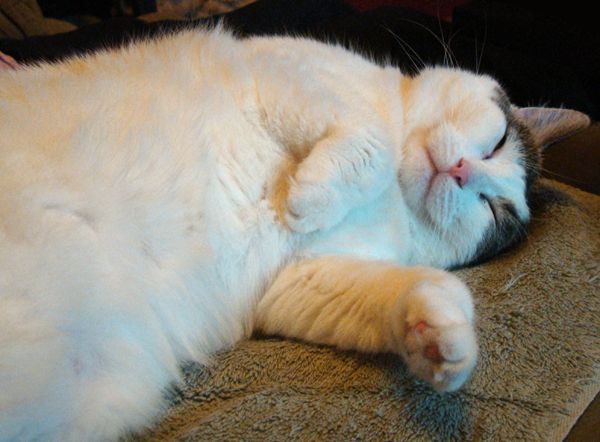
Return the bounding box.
[408,320,444,363]
[424,344,443,363]
[414,321,428,334]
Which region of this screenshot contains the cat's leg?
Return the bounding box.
[256,256,477,392]
[285,125,395,233]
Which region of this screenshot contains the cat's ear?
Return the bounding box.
[512,107,590,150]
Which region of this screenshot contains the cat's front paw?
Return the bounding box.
[285,180,346,234]
[397,274,478,392]
[283,126,393,234]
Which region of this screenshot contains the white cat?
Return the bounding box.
[0,28,589,441]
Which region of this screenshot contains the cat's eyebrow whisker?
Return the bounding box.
[475,42,480,74]
[434,11,449,68]
[381,25,425,73]
[399,17,456,69]
[401,14,458,67]
[435,12,458,69]
[474,14,488,74]
[446,29,463,69]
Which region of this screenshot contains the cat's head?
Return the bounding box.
[398,68,590,268]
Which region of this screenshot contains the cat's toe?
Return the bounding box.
[403,319,477,392]
[398,278,478,392]
[285,182,344,233]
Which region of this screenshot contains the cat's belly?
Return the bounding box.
[0,125,294,368]
[132,132,297,359]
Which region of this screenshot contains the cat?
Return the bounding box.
[0,27,590,441]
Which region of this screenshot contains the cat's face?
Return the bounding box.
[397,68,588,267]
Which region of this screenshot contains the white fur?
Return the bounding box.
[0,29,528,440]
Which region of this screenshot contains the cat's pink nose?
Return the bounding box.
[449,158,470,188]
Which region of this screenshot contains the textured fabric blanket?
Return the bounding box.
[135,179,599,441]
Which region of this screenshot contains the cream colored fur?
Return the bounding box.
[0,28,587,440]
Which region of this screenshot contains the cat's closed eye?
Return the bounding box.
[483,128,508,160]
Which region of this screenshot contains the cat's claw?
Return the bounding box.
[399,278,478,392]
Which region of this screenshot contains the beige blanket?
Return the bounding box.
[136,179,599,441]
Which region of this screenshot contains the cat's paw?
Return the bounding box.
[398,275,477,392]
[283,126,393,234]
[285,180,346,234]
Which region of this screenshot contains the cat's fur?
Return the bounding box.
[0,28,589,441]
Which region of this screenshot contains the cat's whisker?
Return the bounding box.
[435,12,457,69]
[471,13,489,74]
[399,16,457,69]
[446,29,463,69]
[474,36,479,74]
[381,25,425,73]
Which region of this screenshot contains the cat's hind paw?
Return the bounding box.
[399,278,478,392]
